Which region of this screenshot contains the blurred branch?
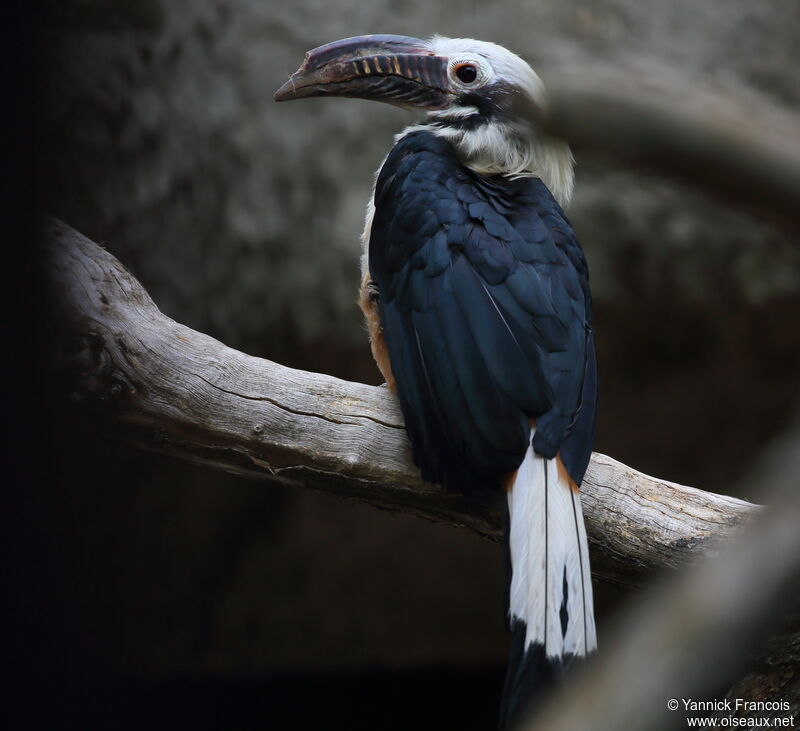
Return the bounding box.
[523,418,800,730]
[537,71,800,227]
[46,217,757,589]
[521,72,800,723]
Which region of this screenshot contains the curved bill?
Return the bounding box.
[274,34,451,110]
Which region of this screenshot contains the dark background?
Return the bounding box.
[8,1,800,728]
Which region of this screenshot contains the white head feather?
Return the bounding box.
[408,36,574,207]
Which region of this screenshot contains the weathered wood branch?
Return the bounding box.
[45,217,757,589]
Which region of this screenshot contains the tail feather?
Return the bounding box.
[499,440,596,728]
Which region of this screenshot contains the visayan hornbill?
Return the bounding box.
[275,34,597,727]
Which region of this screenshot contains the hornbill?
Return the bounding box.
[275,35,597,727]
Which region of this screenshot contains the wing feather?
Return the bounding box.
[370,131,595,493]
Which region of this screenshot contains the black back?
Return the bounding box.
[369,130,596,495]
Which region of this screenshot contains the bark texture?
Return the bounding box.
[46,217,757,589]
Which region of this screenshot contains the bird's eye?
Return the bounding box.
[454,63,478,84]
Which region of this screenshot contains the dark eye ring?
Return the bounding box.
[455,63,478,84]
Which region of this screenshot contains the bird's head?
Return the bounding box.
[275,35,573,205]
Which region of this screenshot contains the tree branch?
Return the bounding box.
[45,217,757,589]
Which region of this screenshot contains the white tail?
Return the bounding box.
[506,439,596,659]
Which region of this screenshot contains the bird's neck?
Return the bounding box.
[400,116,574,207]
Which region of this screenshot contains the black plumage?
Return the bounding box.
[370,129,596,496]
[275,34,598,731]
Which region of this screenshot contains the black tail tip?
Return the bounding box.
[498,620,584,730]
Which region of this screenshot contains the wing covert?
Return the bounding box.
[370,130,594,493]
